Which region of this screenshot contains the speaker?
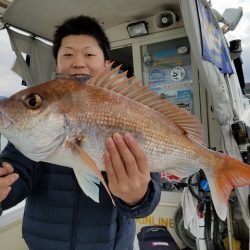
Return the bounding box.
[154,11,177,29]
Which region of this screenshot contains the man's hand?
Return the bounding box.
[104,132,151,206]
[0,162,19,202]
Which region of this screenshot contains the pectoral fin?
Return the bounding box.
[73,162,100,203]
[67,140,115,205]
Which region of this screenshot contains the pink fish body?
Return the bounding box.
[0,67,250,220]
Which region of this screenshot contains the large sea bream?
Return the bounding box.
[0,67,250,220]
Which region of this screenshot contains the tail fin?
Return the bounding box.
[204,152,250,221]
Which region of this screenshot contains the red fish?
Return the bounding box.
[0,67,249,220]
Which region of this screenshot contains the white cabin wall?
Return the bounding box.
[190,56,209,148]
[191,53,222,150]
[206,91,223,151]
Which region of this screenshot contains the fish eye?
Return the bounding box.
[23,93,42,109]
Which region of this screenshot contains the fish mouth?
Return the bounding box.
[0,110,11,129]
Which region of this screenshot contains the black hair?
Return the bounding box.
[53,15,110,61]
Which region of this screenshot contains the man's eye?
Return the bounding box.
[63,54,72,57]
[86,53,95,57]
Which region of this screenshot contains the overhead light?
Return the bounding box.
[127,21,148,38]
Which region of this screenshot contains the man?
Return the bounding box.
[0,15,161,250]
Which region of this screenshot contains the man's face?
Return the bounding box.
[56,34,110,77]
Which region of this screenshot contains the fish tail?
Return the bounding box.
[204,152,250,220]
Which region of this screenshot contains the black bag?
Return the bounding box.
[137,226,180,250]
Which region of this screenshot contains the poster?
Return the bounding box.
[149,79,193,112]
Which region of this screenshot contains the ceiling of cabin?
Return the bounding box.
[1,0,181,40]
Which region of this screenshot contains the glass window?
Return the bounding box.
[141,37,193,113]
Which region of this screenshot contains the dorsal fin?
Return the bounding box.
[87,66,204,144]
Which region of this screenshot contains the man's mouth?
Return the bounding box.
[55,73,92,81]
[71,74,91,78]
[69,74,92,83]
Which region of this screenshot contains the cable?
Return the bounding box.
[187,172,211,203]
[187,172,227,250]
[205,201,214,250]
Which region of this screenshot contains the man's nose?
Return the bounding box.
[72,53,86,68]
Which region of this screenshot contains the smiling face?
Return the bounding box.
[56,35,111,77]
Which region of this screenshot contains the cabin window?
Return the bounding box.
[109,45,134,77]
